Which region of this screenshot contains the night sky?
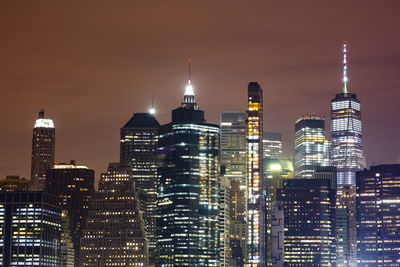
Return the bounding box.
[1,1,400,183]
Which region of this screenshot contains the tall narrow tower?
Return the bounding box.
[31,109,55,190]
[246,82,264,266]
[331,42,364,189]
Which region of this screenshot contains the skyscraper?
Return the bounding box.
[262,132,282,159]
[356,164,400,266]
[0,191,61,266]
[80,163,148,266]
[45,160,95,265]
[278,178,337,266]
[220,112,247,189]
[31,109,55,190]
[156,62,220,266]
[219,174,232,267]
[246,82,264,266]
[331,41,364,189]
[120,112,159,262]
[294,114,330,178]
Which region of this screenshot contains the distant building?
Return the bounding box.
[0,191,61,266]
[0,175,30,192]
[278,178,336,266]
[219,174,232,267]
[230,180,246,267]
[45,160,95,265]
[356,164,400,266]
[220,112,247,189]
[80,163,148,266]
[120,112,159,262]
[263,132,282,159]
[263,158,294,266]
[331,42,364,189]
[156,67,219,266]
[31,109,55,190]
[60,210,75,267]
[294,114,330,178]
[246,82,265,265]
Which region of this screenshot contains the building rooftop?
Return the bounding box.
[123,113,160,128]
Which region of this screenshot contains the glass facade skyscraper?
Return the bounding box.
[156,72,220,266]
[294,114,330,178]
[356,165,400,266]
[0,191,61,266]
[331,42,364,188]
[262,132,282,159]
[220,112,247,189]
[31,109,55,190]
[246,82,264,266]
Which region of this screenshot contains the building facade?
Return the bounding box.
[230,180,246,267]
[31,109,55,190]
[156,74,220,266]
[294,114,330,178]
[120,112,159,262]
[262,132,282,159]
[356,164,400,266]
[45,160,95,265]
[80,163,148,266]
[278,178,336,266]
[0,176,30,192]
[0,191,61,266]
[220,112,247,189]
[331,42,364,189]
[246,82,265,266]
[219,174,232,267]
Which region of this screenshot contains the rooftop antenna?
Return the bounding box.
[149,98,155,115]
[188,58,192,85]
[343,41,348,94]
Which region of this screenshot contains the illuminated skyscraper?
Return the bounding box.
[246,82,264,266]
[120,112,159,262]
[219,174,232,267]
[278,178,337,266]
[80,163,148,266]
[156,61,219,266]
[294,114,330,178]
[262,132,282,159]
[356,165,400,266]
[45,160,95,265]
[0,191,61,266]
[31,109,55,190]
[331,42,364,189]
[220,112,247,189]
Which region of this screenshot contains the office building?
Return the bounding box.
[331,42,364,189]
[263,158,294,266]
[120,112,159,262]
[246,82,264,265]
[45,160,95,265]
[31,109,55,190]
[156,66,219,266]
[80,163,148,266]
[0,176,30,192]
[230,180,246,267]
[278,178,336,266]
[220,112,247,189]
[356,164,400,266]
[263,132,282,159]
[294,113,330,178]
[219,174,232,267]
[0,191,61,266]
[60,210,75,267]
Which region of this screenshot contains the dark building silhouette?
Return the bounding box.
[45,160,95,265]
[278,178,336,266]
[356,164,400,266]
[0,176,30,192]
[31,109,55,190]
[156,69,220,266]
[80,163,148,266]
[120,112,159,262]
[0,191,61,266]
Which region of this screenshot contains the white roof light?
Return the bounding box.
[185,84,194,96]
[35,118,54,128]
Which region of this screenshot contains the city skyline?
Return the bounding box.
[1,2,400,182]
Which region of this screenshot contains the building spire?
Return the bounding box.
[343,41,348,94]
[149,98,155,115]
[182,59,198,109]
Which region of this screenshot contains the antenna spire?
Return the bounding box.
[343,41,348,94]
[149,98,155,115]
[188,58,192,85]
